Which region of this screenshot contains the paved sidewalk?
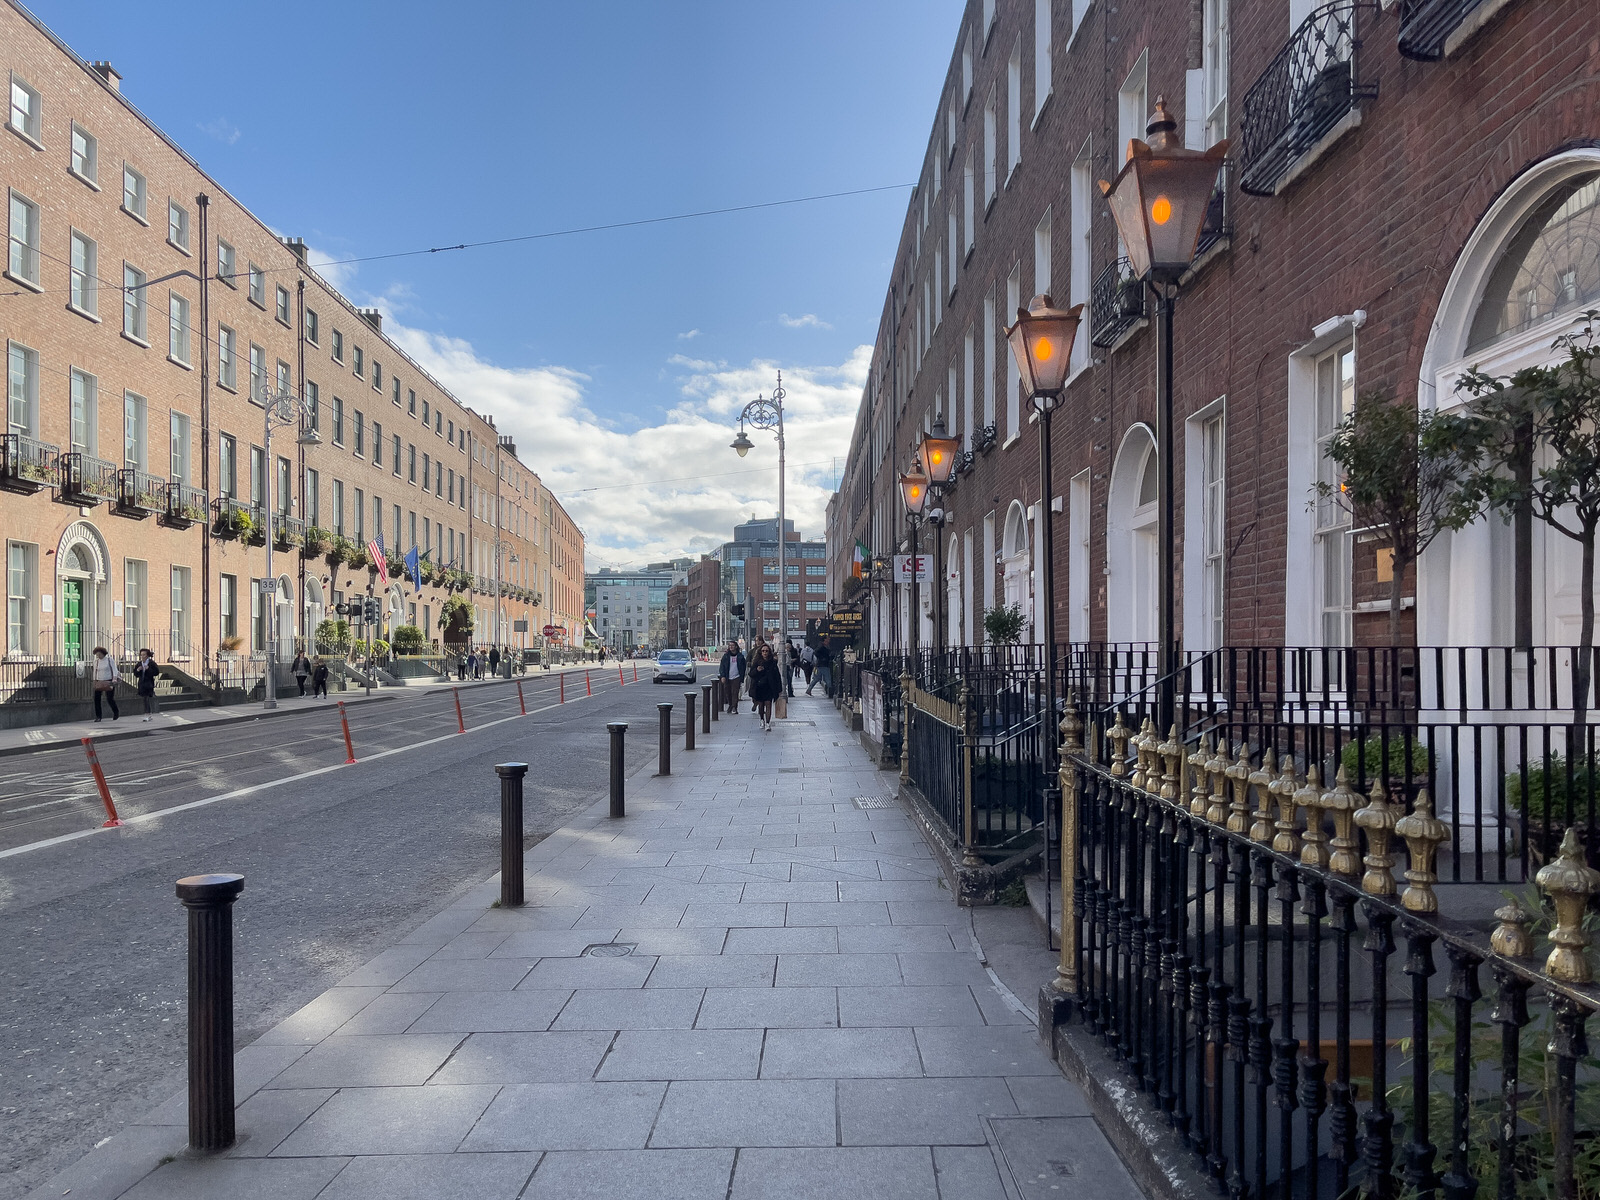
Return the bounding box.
[26,692,1144,1199]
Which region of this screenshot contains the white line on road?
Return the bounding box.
[0,687,617,861]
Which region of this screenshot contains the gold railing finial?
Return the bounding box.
[1205,735,1230,824]
[1248,747,1276,843]
[1395,788,1448,914]
[1354,777,1399,897]
[1323,764,1362,876]
[1271,754,1302,856]
[1158,724,1183,802]
[1489,900,1533,959]
[1535,827,1600,984]
[1297,764,1329,870]
[1107,709,1133,777]
[1226,742,1252,834]
[1188,735,1212,817]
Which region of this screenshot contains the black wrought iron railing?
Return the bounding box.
[1,431,58,494]
[1239,0,1378,196]
[212,497,265,543]
[162,482,208,528]
[1089,257,1146,348]
[115,467,166,516]
[907,689,966,839]
[56,452,119,506]
[1064,712,1600,1200]
[1193,159,1233,261]
[1397,0,1502,60]
[271,513,306,548]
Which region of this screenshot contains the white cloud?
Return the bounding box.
[198,116,241,145]
[305,244,358,295]
[384,315,865,570]
[778,313,831,330]
[677,328,701,339]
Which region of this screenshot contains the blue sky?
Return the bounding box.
[30,0,965,565]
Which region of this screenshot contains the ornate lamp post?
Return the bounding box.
[732,373,788,650]
[1099,97,1229,729]
[899,458,931,659]
[1005,293,1083,755]
[920,417,960,651]
[260,388,320,710]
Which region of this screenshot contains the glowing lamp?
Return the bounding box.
[920,416,961,486]
[899,460,931,517]
[1005,294,1084,399]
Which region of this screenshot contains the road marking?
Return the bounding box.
[0,687,618,861]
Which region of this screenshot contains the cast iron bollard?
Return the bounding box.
[608,721,628,817]
[497,763,529,907]
[176,872,245,1152]
[709,681,718,722]
[684,692,697,751]
[657,703,673,776]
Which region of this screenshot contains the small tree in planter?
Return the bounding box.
[315,617,351,654]
[301,526,331,559]
[1444,312,1600,732]
[1311,390,1477,642]
[984,602,1026,646]
[392,624,425,655]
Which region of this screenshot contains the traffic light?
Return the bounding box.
[731,603,745,617]
[364,597,382,623]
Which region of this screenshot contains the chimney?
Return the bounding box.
[282,236,307,263]
[498,433,517,459]
[357,307,382,334]
[90,61,121,92]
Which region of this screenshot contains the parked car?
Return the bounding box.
[652,649,697,683]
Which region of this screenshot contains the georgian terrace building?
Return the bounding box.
[834,0,1599,663]
[2,1,582,671]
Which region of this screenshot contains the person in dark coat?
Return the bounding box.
[291,650,311,696]
[747,642,784,732]
[814,641,834,697]
[488,646,501,677]
[717,640,746,714]
[311,659,330,698]
[133,647,160,722]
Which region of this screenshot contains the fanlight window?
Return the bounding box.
[1468,171,1600,352]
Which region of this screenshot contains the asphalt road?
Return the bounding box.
[0,668,680,1199]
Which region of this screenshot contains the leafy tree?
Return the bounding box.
[315,618,351,654]
[1445,312,1600,730]
[392,624,425,654]
[1311,390,1477,642]
[984,602,1025,645]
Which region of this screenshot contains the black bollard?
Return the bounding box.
[497,762,528,907]
[608,721,628,817]
[684,693,697,751]
[176,873,245,1152]
[656,703,672,776]
[702,684,713,734]
[709,680,719,722]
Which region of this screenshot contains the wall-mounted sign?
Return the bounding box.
[892,554,931,583]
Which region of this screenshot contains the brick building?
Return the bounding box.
[1,1,584,675]
[833,0,1600,659]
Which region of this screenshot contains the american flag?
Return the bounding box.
[368,533,388,586]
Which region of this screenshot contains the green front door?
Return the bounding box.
[62,579,83,660]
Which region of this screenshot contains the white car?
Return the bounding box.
[653,649,697,683]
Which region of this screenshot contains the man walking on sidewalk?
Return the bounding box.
[814,640,834,697]
[133,647,160,722]
[717,639,746,714]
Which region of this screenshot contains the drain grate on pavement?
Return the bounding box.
[852,795,897,810]
[582,942,637,957]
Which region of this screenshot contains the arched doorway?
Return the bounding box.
[54,521,111,661]
[1419,150,1600,649]
[946,533,961,649]
[274,575,295,661]
[304,576,325,650]
[1106,425,1160,644]
[1001,501,1033,642]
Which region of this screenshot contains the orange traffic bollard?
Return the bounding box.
[81,738,124,828]
[560,673,566,703]
[619,666,625,687]
[633,663,639,683]
[517,680,526,715]
[454,687,466,734]
[337,702,357,764]
[586,672,592,697]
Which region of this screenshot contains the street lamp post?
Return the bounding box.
[919,417,960,652]
[899,460,931,661]
[1004,295,1085,758]
[731,373,787,651]
[260,388,321,710]
[1099,96,1229,730]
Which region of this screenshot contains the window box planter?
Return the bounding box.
[1,432,59,495]
[161,482,208,528]
[57,452,119,507]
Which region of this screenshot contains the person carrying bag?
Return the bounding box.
[90,646,120,722]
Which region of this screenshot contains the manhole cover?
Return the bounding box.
[582,942,636,957]
[852,795,896,810]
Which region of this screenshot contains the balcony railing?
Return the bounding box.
[162,482,208,529]
[57,452,120,507]
[1088,257,1146,348]
[212,497,266,543]
[1397,0,1503,60]
[115,467,166,517]
[1,432,59,495]
[1192,158,1233,262]
[270,513,305,549]
[1239,0,1378,196]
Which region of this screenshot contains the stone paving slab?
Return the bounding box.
[24,692,1144,1200]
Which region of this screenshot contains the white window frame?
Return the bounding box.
[70,368,97,456]
[217,325,237,390]
[8,540,38,657]
[1204,0,1230,148]
[167,200,190,253]
[1314,342,1355,647]
[1183,398,1228,651]
[983,89,997,210]
[122,164,148,223]
[1070,138,1093,374]
[123,390,148,470]
[1006,38,1022,179]
[9,75,41,145]
[1005,262,1021,443]
[170,411,191,483]
[8,189,40,288]
[305,308,319,345]
[122,264,148,343]
[216,239,236,286]
[963,149,976,254]
[247,263,265,307]
[983,288,996,429]
[69,229,98,317]
[1033,0,1052,124]
[70,123,98,186]
[275,284,291,326]
[168,292,191,366]
[1034,206,1052,298]
[249,343,267,402]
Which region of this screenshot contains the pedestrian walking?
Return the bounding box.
[312,658,329,698]
[748,643,784,732]
[488,646,501,677]
[800,642,816,692]
[785,641,799,697]
[598,645,608,665]
[815,640,834,697]
[292,650,311,697]
[467,650,479,680]
[90,646,120,722]
[133,647,160,722]
[457,652,467,680]
[717,639,746,714]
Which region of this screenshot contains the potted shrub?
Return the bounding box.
[1507,756,1600,864]
[302,525,330,559]
[345,544,370,572]
[1339,734,1432,792]
[392,624,425,655]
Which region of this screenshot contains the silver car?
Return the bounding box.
[653,649,697,683]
